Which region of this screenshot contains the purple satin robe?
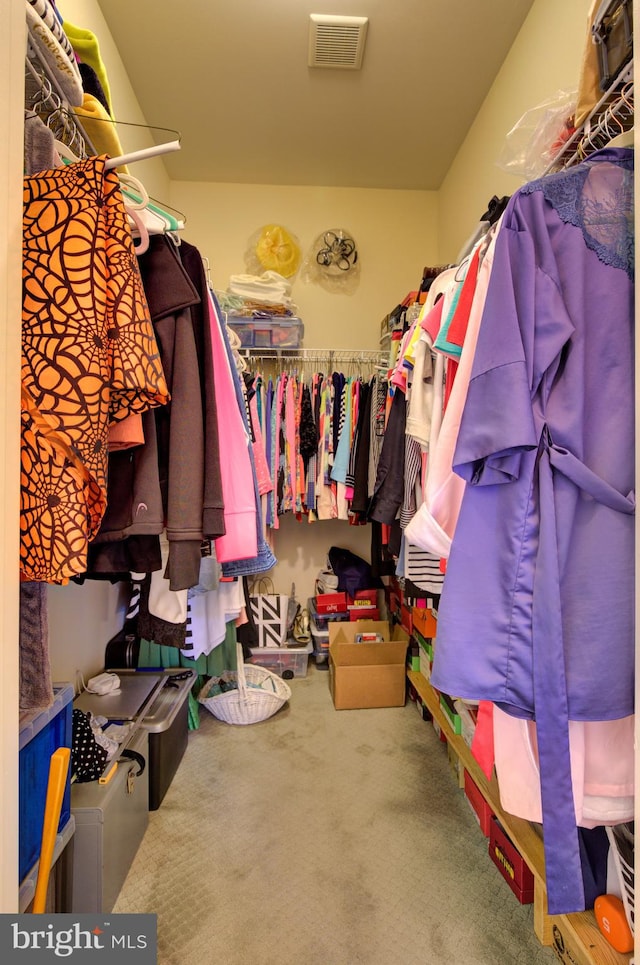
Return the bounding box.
[431,148,635,914]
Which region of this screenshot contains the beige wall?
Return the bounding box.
[58,0,171,201]
[437,0,592,262]
[170,179,439,602]
[2,0,26,915]
[170,180,438,350]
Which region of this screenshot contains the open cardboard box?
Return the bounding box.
[328,620,409,710]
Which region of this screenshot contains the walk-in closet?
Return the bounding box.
[4,1,637,963]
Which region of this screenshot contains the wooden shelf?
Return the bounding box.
[407,669,633,965]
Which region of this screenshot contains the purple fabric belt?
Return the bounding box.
[534,428,634,913]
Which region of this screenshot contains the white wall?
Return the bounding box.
[437,0,592,262]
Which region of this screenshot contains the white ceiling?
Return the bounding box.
[98,0,535,191]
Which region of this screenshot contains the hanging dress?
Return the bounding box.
[430,147,635,915]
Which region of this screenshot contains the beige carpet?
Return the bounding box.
[113,662,556,965]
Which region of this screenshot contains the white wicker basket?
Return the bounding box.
[198,644,291,725]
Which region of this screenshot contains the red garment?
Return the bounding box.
[446,245,482,348]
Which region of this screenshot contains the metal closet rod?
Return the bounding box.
[240,348,387,362]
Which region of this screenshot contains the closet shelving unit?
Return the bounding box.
[25,39,182,174]
[400,32,636,964]
[544,60,634,173]
[407,666,632,965]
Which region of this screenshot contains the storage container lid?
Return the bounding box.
[19,682,74,749]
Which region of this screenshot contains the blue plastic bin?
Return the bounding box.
[19,683,73,882]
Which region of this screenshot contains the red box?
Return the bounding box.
[463,771,494,837]
[349,607,380,621]
[400,603,413,634]
[353,589,378,607]
[389,576,404,606]
[315,592,349,614]
[488,816,535,904]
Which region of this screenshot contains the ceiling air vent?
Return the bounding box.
[308,14,369,70]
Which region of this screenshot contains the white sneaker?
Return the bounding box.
[315,570,339,595]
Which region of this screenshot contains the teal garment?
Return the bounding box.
[433,270,466,359]
[138,621,239,729]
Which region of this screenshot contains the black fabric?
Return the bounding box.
[369,520,397,579]
[350,379,372,514]
[480,195,510,225]
[327,546,381,598]
[78,63,110,113]
[368,388,407,524]
[235,576,259,660]
[104,624,141,669]
[332,373,344,454]
[403,579,441,608]
[72,709,108,783]
[299,384,319,465]
[137,235,200,323]
[84,535,162,579]
[136,574,187,650]
[578,826,610,910]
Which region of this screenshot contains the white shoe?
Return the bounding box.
[315,570,339,595]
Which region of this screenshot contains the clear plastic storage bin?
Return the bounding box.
[226,316,304,349]
[249,640,312,679]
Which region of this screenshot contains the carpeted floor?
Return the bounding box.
[113,662,557,965]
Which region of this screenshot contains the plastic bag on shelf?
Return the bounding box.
[245,224,301,279]
[496,89,577,181]
[301,228,360,294]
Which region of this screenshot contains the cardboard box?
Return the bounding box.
[464,770,494,836]
[488,816,534,904]
[328,621,409,710]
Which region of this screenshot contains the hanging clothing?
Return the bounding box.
[137,235,205,591]
[430,147,635,915]
[21,156,169,583]
[177,241,226,542]
[207,293,258,564]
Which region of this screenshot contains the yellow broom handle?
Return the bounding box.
[32,747,71,914]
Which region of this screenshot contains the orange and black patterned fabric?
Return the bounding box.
[21,155,170,583]
[21,385,100,582]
